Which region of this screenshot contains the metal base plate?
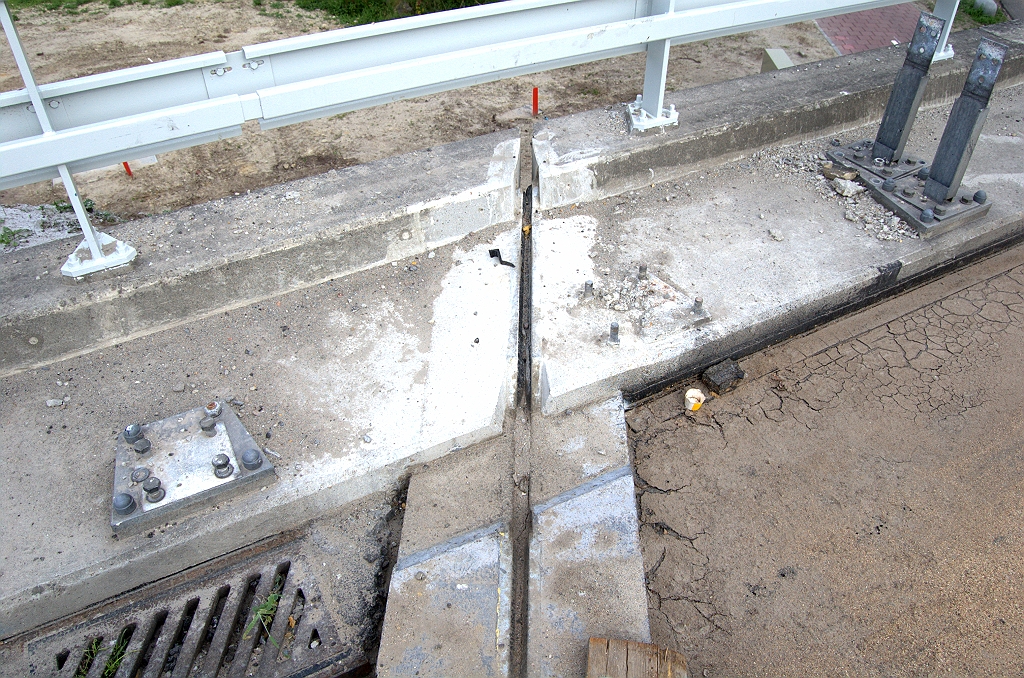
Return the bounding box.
[863,172,992,238]
[111,401,275,532]
[627,97,679,132]
[827,141,927,181]
[61,231,137,277]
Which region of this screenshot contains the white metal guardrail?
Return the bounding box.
[1,0,959,274]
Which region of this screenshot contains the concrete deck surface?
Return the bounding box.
[0,223,519,638]
[532,82,1024,414]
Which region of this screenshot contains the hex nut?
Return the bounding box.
[212,453,234,479]
[130,467,151,484]
[882,178,896,192]
[123,424,143,444]
[241,448,263,470]
[205,401,223,418]
[113,492,137,515]
[133,438,152,454]
[142,477,161,493]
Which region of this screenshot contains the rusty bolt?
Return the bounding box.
[205,401,222,418]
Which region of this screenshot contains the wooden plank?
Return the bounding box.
[658,647,689,678]
[607,638,629,677]
[587,637,609,677]
[625,640,660,678]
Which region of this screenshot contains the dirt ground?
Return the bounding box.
[0,0,843,219]
[628,247,1024,677]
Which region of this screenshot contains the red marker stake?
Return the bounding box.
[532,87,539,117]
[122,161,134,178]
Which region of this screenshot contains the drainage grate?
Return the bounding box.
[1,536,371,678]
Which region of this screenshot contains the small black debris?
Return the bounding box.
[778,566,797,578]
[702,358,746,394]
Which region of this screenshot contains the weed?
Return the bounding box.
[253,0,263,6]
[243,576,284,649]
[0,226,31,247]
[959,1,1006,25]
[165,0,183,6]
[53,199,73,213]
[108,0,121,6]
[73,637,103,678]
[101,628,133,678]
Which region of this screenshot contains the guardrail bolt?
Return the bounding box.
[638,264,648,280]
[142,477,165,503]
[113,493,136,516]
[882,178,896,192]
[902,187,915,197]
[974,190,987,204]
[694,296,704,313]
[241,448,263,470]
[204,401,223,418]
[133,438,152,454]
[200,416,218,436]
[584,280,594,298]
[212,453,234,479]
[921,208,935,223]
[130,467,150,484]
[123,423,143,444]
[934,204,948,216]
[609,322,620,344]
[918,167,930,181]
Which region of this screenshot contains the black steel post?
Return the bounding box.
[871,13,944,164]
[924,38,1007,202]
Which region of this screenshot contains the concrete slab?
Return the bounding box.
[377,438,514,677]
[376,525,512,677]
[531,82,1024,414]
[0,223,520,639]
[0,129,520,376]
[528,472,650,678]
[532,24,1024,211]
[527,395,650,677]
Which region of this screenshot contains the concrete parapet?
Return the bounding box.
[1,130,521,377]
[533,24,1024,211]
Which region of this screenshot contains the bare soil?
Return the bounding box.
[629,247,1024,677]
[1,0,840,219]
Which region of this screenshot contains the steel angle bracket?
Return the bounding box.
[873,12,945,163]
[110,400,275,532]
[924,37,1007,202]
[863,171,991,238]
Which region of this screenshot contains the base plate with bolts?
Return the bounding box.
[862,171,991,238]
[827,142,926,182]
[110,400,275,532]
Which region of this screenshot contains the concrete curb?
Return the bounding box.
[0,130,521,377]
[533,23,1024,211]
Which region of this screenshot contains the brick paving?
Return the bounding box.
[816,3,925,55]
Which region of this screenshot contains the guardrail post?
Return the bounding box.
[931,0,961,61]
[627,0,679,131]
[1,0,136,277]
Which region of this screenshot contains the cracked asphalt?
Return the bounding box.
[628,245,1024,677]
